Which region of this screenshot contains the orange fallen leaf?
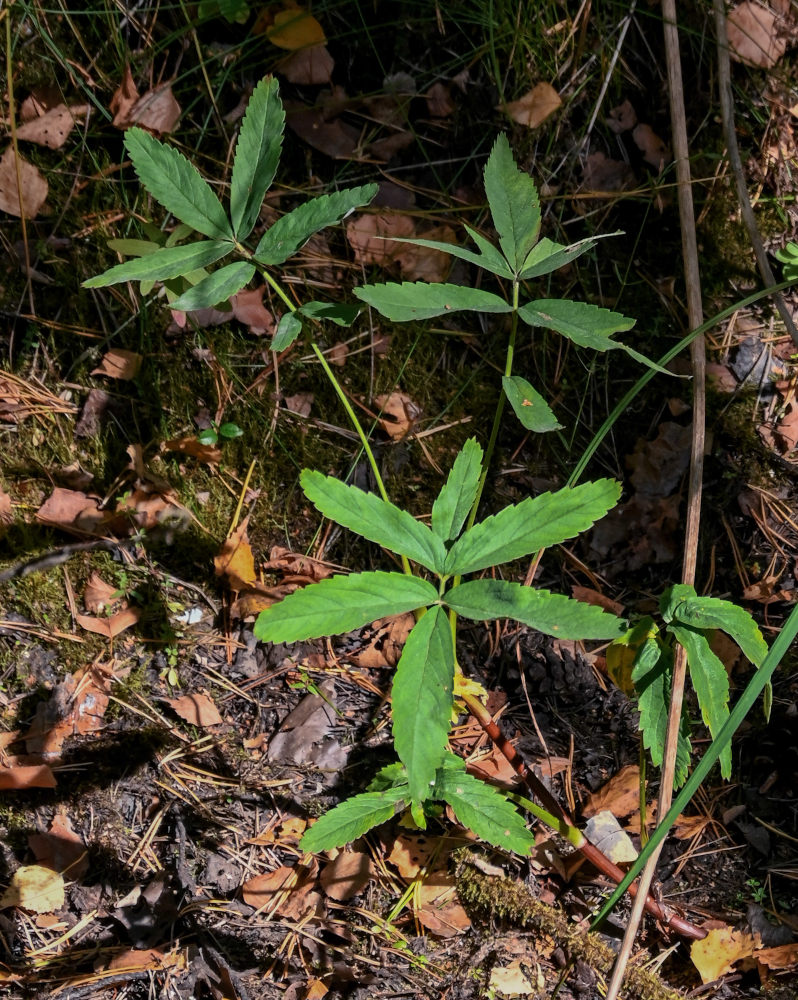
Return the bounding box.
[571,585,625,617]
[583,764,641,819]
[28,812,88,879]
[166,693,223,728]
[0,764,57,790]
[24,662,112,757]
[215,517,257,590]
[320,850,371,901]
[691,925,757,983]
[106,948,170,971]
[84,572,119,614]
[91,349,142,380]
[375,391,421,439]
[76,606,140,639]
[502,82,562,128]
[416,873,470,937]
[305,980,329,1000]
[755,941,798,972]
[0,146,48,218]
[36,487,108,535]
[267,7,326,49]
[162,436,222,465]
[346,212,415,267]
[387,833,439,881]
[0,865,65,914]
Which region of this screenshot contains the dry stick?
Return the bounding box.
[714,0,798,348]
[461,691,705,941]
[605,2,707,997]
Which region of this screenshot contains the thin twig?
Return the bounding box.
[713,0,798,347]
[605,1,707,994]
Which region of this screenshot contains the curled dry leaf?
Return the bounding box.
[727,2,788,69]
[110,64,139,126]
[16,104,89,149]
[352,613,414,669]
[84,571,118,614]
[166,693,224,728]
[375,391,421,439]
[20,85,62,121]
[571,585,625,617]
[0,865,65,914]
[502,82,562,128]
[606,99,638,134]
[0,146,48,218]
[91,348,142,381]
[215,518,257,590]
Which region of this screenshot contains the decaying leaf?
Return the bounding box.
[727,2,788,69]
[162,436,223,465]
[112,81,181,134]
[166,693,224,728]
[76,606,141,639]
[278,44,334,85]
[583,764,641,819]
[0,146,48,218]
[489,960,538,997]
[242,862,320,920]
[231,286,275,334]
[426,82,455,118]
[387,833,440,880]
[582,151,635,193]
[375,391,421,439]
[632,123,670,170]
[396,224,457,282]
[25,662,112,757]
[28,812,88,879]
[91,349,142,380]
[285,101,360,160]
[352,613,414,669]
[319,849,371,900]
[502,82,562,128]
[346,212,415,266]
[691,924,757,983]
[84,572,119,614]
[606,99,638,134]
[0,865,65,914]
[110,64,139,126]
[0,764,57,790]
[416,873,470,937]
[215,518,257,590]
[16,104,89,149]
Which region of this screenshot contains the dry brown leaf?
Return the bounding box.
[231,286,275,334]
[632,123,670,169]
[305,981,329,1000]
[352,613,414,669]
[328,342,349,366]
[84,572,119,614]
[285,101,360,160]
[114,82,181,134]
[396,224,457,282]
[387,833,439,880]
[166,693,224,728]
[106,948,172,971]
[284,392,314,417]
[162,436,223,465]
[426,82,455,118]
[706,362,738,393]
[36,487,108,535]
[28,812,88,879]
[0,486,11,528]
[582,151,635,193]
[0,146,48,218]
[606,99,637,134]
[25,662,111,757]
[215,518,257,590]
[267,7,326,49]
[91,349,142,380]
[110,65,139,126]
[755,942,798,972]
[0,865,65,913]
[502,82,562,128]
[242,863,320,920]
[416,873,470,937]
[265,546,335,582]
[0,764,57,790]
[375,391,421,439]
[20,85,62,121]
[489,960,537,996]
[320,850,371,900]
[466,746,519,791]
[571,586,625,617]
[16,104,89,149]
[76,606,140,639]
[691,925,757,983]
[346,212,415,266]
[727,2,787,69]
[278,44,334,85]
[583,764,641,819]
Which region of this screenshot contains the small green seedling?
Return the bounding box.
[254,438,626,853]
[775,242,798,281]
[609,583,769,787]
[84,77,376,337]
[197,421,244,446]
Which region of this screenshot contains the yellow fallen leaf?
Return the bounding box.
[691,925,757,984]
[267,7,326,50]
[0,865,65,913]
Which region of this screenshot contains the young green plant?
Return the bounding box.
[253,437,626,853]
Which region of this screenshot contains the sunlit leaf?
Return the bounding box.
[299,787,408,853]
[169,261,255,311]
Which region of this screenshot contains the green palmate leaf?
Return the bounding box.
[392,606,455,803]
[502,375,563,433]
[445,579,624,640]
[253,571,437,642]
[432,754,534,855]
[83,241,231,288]
[299,786,409,853]
[301,470,447,573]
[671,596,768,667]
[353,281,513,322]
[444,478,620,577]
[483,134,540,273]
[518,299,667,374]
[255,184,378,265]
[106,238,160,257]
[230,77,284,240]
[169,261,255,311]
[299,300,361,326]
[519,236,603,280]
[431,438,484,541]
[124,128,232,240]
[669,623,732,779]
[271,312,303,351]
[367,762,407,792]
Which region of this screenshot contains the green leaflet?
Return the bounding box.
[463,225,515,278]
[431,437,483,542]
[432,754,534,855]
[669,623,732,779]
[502,375,563,432]
[367,762,407,792]
[169,261,255,311]
[83,241,231,288]
[299,786,409,853]
[301,470,447,573]
[253,571,437,642]
[671,596,768,667]
[444,478,620,577]
[106,238,160,257]
[518,300,667,374]
[298,300,361,327]
[392,606,455,803]
[353,281,514,321]
[483,133,540,273]
[630,635,691,786]
[124,128,232,241]
[445,580,625,640]
[519,236,602,280]
[230,77,284,240]
[659,583,697,622]
[272,312,303,351]
[255,184,378,265]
